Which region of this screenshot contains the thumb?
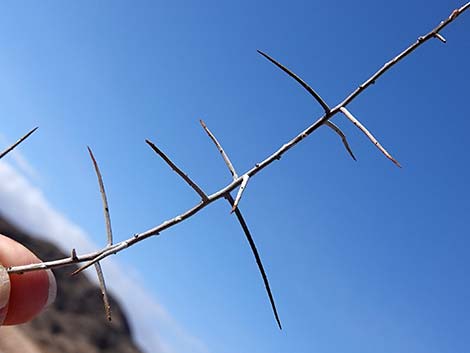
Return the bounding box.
[0,265,11,325]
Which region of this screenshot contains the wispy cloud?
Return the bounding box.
[0,158,209,353]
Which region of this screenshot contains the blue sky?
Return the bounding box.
[0,1,469,352]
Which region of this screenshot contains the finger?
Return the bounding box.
[0,265,10,324]
[0,235,57,325]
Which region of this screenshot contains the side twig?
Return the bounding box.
[200,120,238,180]
[339,107,400,167]
[87,147,114,246]
[73,147,113,320]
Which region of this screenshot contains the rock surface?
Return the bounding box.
[0,215,144,353]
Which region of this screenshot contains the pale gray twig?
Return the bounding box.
[82,147,114,319]
[336,2,470,109]
[200,120,238,180]
[0,127,38,160]
[87,147,114,246]
[339,107,400,167]
[146,139,209,202]
[94,262,112,321]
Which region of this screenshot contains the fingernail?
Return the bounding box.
[45,269,57,308]
[0,265,11,325]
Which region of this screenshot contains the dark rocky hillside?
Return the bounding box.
[0,215,144,353]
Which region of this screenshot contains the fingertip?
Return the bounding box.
[0,265,10,325]
[0,235,55,325]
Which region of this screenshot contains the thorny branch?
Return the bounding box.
[2,3,469,328]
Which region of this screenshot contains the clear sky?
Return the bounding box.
[0,1,469,352]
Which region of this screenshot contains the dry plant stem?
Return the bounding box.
[6,3,469,321]
[94,262,112,321]
[87,147,114,246]
[0,127,38,160]
[8,3,468,274]
[145,139,209,202]
[324,121,357,161]
[339,107,400,167]
[226,193,282,330]
[200,120,238,179]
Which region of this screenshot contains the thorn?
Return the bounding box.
[226,193,283,330]
[340,107,401,168]
[324,121,357,161]
[0,126,39,160]
[434,33,447,43]
[256,49,331,114]
[87,146,114,246]
[231,175,250,213]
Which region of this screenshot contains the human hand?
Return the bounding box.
[0,235,56,325]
